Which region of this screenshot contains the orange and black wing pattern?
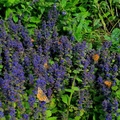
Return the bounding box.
[104,80,112,88]
[37,87,49,103]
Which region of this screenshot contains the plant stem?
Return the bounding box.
[66,75,76,119]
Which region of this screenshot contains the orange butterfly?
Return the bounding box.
[37,87,50,103]
[92,54,100,62]
[104,80,112,88]
[43,62,49,69]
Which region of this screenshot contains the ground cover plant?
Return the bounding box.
[0,1,120,120]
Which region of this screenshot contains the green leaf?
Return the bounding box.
[117,116,120,120]
[30,16,40,23]
[49,98,56,109]
[8,0,15,4]
[112,86,118,91]
[72,86,79,91]
[73,70,79,74]
[46,110,52,118]
[61,94,69,105]
[65,89,74,93]
[47,117,57,120]
[26,24,37,28]
[0,65,3,69]
[49,60,54,65]
[76,77,82,82]
[13,15,18,23]
[24,102,30,109]
[5,8,13,20]
[74,116,81,120]
[80,109,85,117]
[21,4,26,9]
[60,0,67,8]
[116,90,120,99]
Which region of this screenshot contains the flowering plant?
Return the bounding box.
[0,5,120,120]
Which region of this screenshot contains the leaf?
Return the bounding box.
[24,102,30,109]
[49,60,54,65]
[74,116,81,120]
[116,90,120,99]
[73,70,79,74]
[79,109,85,117]
[65,89,74,93]
[5,8,13,20]
[30,16,40,23]
[60,0,67,8]
[13,15,18,23]
[46,110,52,118]
[61,95,69,105]
[112,86,118,91]
[72,86,79,91]
[0,65,3,69]
[8,0,15,4]
[47,117,57,120]
[49,98,56,109]
[26,24,37,28]
[76,77,82,82]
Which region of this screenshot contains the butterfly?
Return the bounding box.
[43,62,49,69]
[37,87,50,103]
[104,80,112,88]
[92,54,100,62]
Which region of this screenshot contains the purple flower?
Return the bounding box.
[105,113,112,120]
[28,95,35,107]
[0,111,4,118]
[37,76,46,88]
[102,41,112,49]
[22,114,29,120]
[9,107,16,117]
[102,99,112,113]
[112,64,118,72]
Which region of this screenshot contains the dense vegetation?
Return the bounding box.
[0,0,120,120]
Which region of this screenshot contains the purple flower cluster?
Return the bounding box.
[0,5,119,120]
[0,6,72,119]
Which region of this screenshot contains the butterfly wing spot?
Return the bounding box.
[37,87,50,103]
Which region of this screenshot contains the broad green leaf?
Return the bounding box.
[46,110,52,117]
[13,15,18,23]
[5,8,13,20]
[8,0,15,4]
[30,17,40,23]
[60,0,67,8]
[74,116,81,120]
[112,86,118,91]
[61,95,69,105]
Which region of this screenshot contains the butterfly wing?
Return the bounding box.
[37,87,49,103]
[104,81,112,88]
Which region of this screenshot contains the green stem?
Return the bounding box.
[66,76,76,119]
